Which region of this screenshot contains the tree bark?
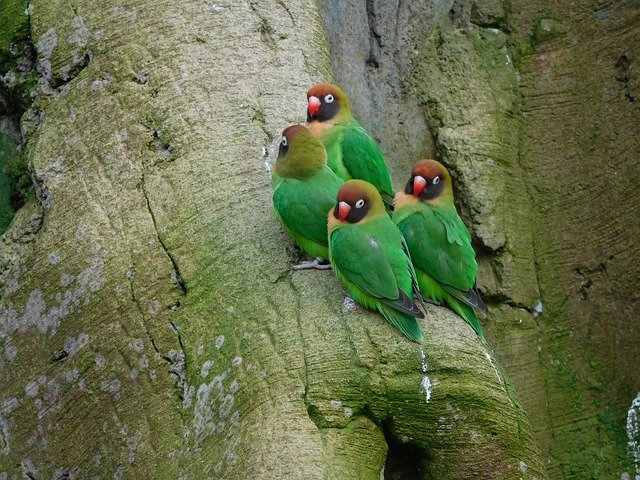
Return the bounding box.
[0,0,555,479]
[323,1,640,478]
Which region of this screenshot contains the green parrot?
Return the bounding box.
[271,125,343,269]
[393,159,487,338]
[306,84,395,209]
[328,179,424,342]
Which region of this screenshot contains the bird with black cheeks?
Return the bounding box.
[328,179,424,342]
[271,125,343,270]
[306,84,395,210]
[393,160,487,338]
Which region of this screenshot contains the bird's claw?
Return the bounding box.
[292,258,332,270]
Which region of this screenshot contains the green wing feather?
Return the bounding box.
[400,234,425,307]
[398,206,476,291]
[428,207,487,310]
[396,203,485,336]
[325,122,394,206]
[414,268,484,337]
[330,223,401,300]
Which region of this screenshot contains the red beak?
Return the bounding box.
[308,96,321,117]
[338,201,351,221]
[413,175,427,196]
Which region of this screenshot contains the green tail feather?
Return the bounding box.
[378,304,423,343]
[449,297,484,338]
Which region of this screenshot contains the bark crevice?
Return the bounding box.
[140,172,187,295]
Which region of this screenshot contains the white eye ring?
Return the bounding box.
[355,199,365,208]
[324,94,334,103]
[433,176,440,185]
[281,136,288,147]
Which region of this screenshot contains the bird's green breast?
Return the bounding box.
[272,167,342,260]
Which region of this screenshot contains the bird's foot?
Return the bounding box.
[292,258,332,270]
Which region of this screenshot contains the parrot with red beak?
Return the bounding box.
[328,180,424,342]
[272,125,343,269]
[393,160,487,338]
[306,84,395,210]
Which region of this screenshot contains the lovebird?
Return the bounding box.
[306,84,395,209]
[271,125,343,270]
[328,179,424,342]
[393,160,487,338]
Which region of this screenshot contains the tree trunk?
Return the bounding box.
[323,1,640,479]
[10,0,639,478]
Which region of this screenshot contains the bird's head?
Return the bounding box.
[404,160,453,204]
[275,124,327,178]
[332,180,384,224]
[306,84,350,123]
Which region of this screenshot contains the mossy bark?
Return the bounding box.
[512,1,640,477]
[323,1,640,479]
[1,0,546,479]
[0,131,16,233]
[0,0,34,235]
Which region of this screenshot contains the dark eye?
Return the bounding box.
[433,176,440,185]
[281,136,288,147]
[324,94,334,103]
[355,199,365,208]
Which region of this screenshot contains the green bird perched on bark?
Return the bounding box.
[271,125,343,270]
[306,84,395,209]
[393,160,487,338]
[328,180,424,342]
